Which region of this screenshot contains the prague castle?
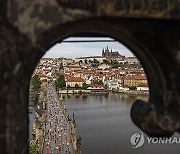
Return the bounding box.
[102,46,121,57]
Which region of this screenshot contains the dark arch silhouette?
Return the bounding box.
[34,17,179,137]
[0,11,179,153]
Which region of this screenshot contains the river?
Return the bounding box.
[63,92,180,154]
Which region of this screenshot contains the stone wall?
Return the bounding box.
[0,1,180,153]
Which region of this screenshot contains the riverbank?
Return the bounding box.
[43,84,82,154]
[64,92,179,154]
[59,96,82,154]
[59,89,90,94]
[59,89,149,96]
[116,90,149,96]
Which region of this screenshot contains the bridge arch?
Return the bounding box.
[0,1,180,153]
[34,17,177,137]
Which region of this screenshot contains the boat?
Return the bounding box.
[89,88,109,95]
[87,84,109,95]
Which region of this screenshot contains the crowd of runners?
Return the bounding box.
[43,84,73,154]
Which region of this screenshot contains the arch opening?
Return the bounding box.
[29,33,150,153]
[27,17,179,153]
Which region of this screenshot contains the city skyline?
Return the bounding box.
[43,37,133,58]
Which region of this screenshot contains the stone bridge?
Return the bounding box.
[0,0,180,153]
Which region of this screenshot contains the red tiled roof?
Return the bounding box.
[35,73,47,78]
[66,77,85,82]
[125,75,147,80]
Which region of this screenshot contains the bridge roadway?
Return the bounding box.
[43,84,73,154]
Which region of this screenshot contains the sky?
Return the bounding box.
[43,37,133,58]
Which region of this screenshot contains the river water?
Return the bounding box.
[63,93,180,154]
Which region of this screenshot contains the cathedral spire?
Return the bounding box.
[59,62,64,70]
[102,48,105,57]
[59,62,64,75]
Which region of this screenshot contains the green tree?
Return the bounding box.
[129,86,137,90]
[67,85,71,89]
[31,75,41,91]
[55,75,66,89]
[93,58,99,64]
[93,80,99,84]
[89,60,93,63]
[29,140,39,154]
[75,83,80,89]
[111,60,119,66]
[103,59,110,65]
[82,83,88,90]
[112,64,119,68]
[113,60,119,64]
[84,59,88,64]
[91,63,99,67]
[30,75,41,105]
[93,80,103,85]
[98,80,103,85]
[124,61,128,65]
[79,60,83,65]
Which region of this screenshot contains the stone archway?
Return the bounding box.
[0,1,180,153]
[38,17,180,137]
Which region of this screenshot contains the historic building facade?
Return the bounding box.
[102,46,120,57]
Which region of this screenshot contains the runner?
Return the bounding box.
[43,83,73,154]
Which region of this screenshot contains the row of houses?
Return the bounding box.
[64,75,148,91]
[33,57,149,92]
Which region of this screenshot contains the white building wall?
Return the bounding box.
[137,87,149,91]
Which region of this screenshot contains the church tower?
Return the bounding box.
[59,62,64,75]
[102,49,105,57]
[105,46,109,56]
